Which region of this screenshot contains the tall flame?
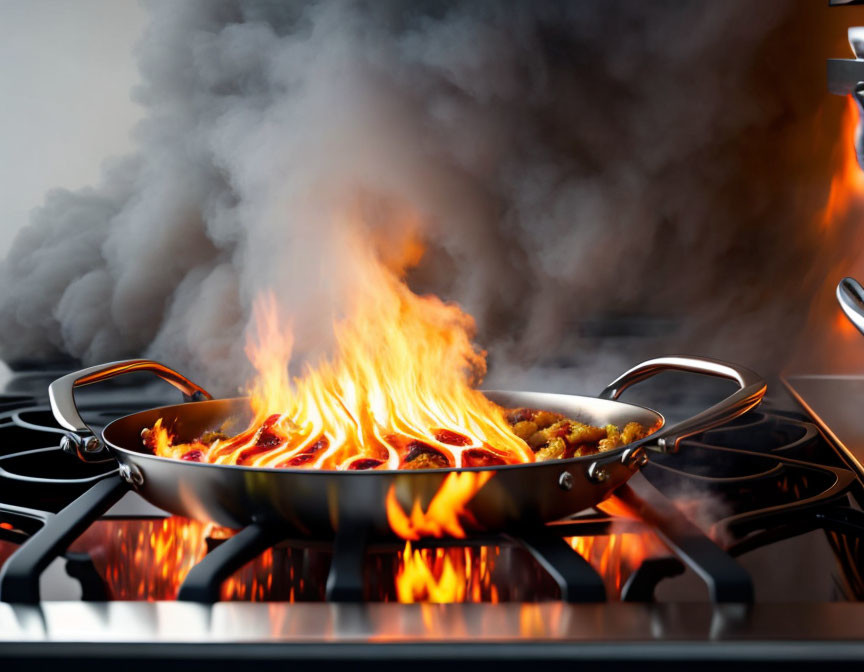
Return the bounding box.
[394,543,499,603]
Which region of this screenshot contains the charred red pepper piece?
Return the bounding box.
[433,429,470,446]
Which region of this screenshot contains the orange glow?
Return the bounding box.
[394,542,499,603]
[385,471,495,540]
[595,493,641,520]
[818,96,864,350]
[519,604,548,636]
[147,218,533,473]
[62,516,663,602]
[835,306,860,340]
[221,548,276,601]
[565,495,664,594]
[69,518,209,600]
[393,530,662,603]
[821,96,864,229]
[0,522,13,530]
[567,532,661,594]
[68,518,306,601]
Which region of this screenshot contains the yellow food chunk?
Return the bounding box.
[621,421,646,445]
[512,420,539,441]
[505,408,650,462]
[574,442,599,458]
[533,411,563,429]
[598,424,621,452]
[566,423,607,445]
[535,437,567,461]
[528,430,549,449]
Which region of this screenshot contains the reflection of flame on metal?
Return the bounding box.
[519,603,564,637]
[835,306,860,341]
[0,539,18,571]
[822,97,864,230]
[567,533,660,595]
[796,96,864,371]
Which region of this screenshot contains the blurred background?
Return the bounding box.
[0,1,145,255]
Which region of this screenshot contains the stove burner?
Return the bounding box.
[0,394,861,605]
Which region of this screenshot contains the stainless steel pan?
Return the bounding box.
[49,356,766,537]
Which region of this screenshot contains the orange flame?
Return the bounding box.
[385,471,495,540]
[69,518,209,600]
[394,543,499,603]
[392,542,494,604]
[566,497,665,593]
[812,96,864,353]
[567,533,659,594]
[148,220,533,473]
[821,96,864,229]
[62,516,662,603]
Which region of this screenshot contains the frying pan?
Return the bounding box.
[49,355,765,537]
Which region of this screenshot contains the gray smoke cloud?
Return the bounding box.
[0,0,850,394]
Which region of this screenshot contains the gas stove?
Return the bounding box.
[0,372,863,669]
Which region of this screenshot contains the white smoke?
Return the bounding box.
[0,0,848,393]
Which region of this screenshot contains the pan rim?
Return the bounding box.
[102,391,664,476]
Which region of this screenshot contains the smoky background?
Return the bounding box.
[0,0,862,395]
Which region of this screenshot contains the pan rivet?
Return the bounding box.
[588,463,610,484]
[60,434,78,456]
[118,463,144,487]
[623,448,648,470]
[558,472,574,491]
[84,437,102,453]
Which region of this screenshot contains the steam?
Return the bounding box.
[0,0,847,393]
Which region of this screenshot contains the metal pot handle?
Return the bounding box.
[837,277,864,336]
[49,359,212,460]
[598,355,766,453]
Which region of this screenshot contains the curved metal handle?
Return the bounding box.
[49,359,212,459]
[837,277,864,337]
[599,355,766,452]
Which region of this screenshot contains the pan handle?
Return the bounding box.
[598,356,766,453]
[49,359,212,460]
[837,277,864,337]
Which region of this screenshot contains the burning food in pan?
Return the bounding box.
[139,283,656,471]
[506,409,649,461]
[142,406,652,470]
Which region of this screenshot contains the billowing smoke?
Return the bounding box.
[0,0,851,394]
